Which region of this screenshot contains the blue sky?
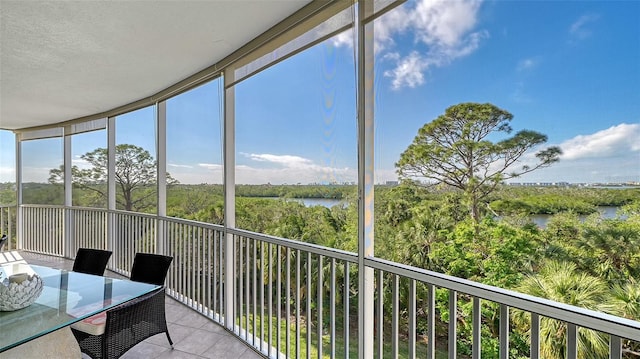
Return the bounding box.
[1,0,638,185]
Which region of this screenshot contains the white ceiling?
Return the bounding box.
[0,0,311,131]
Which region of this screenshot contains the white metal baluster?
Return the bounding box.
[344,262,350,359]
[268,243,272,358]
[212,230,217,318]
[377,270,383,359]
[189,224,194,306]
[277,245,281,355]
[253,238,258,346]
[427,284,435,359]
[85,211,89,249]
[330,258,336,358]
[35,208,39,252]
[219,231,224,321]
[82,209,87,250]
[500,304,509,359]
[567,323,577,359]
[178,223,184,299]
[286,248,291,358]
[610,335,622,359]
[318,255,324,359]
[238,236,243,331]
[40,209,46,253]
[409,279,416,359]
[260,241,265,353]
[195,226,200,311]
[296,249,301,359]
[473,297,481,359]
[43,208,47,253]
[449,290,457,359]
[531,313,540,359]
[306,252,312,359]
[206,229,211,317]
[245,236,250,341]
[392,274,399,359]
[198,227,203,312]
[39,208,44,253]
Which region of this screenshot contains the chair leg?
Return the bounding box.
[166,331,174,349]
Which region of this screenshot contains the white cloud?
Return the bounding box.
[168,163,194,169]
[236,153,356,184]
[382,0,487,90]
[384,51,427,89]
[569,14,600,42]
[330,0,487,90]
[198,163,222,170]
[559,123,640,160]
[71,155,91,169]
[517,57,540,72]
[331,30,354,49]
[0,167,16,182]
[411,0,482,47]
[245,153,315,167]
[514,123,640,183]
[20,167,53,183]
[496,123,640,184]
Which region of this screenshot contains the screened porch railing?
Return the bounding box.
[16,205,640,359]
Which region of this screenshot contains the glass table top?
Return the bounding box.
[0,263,159,352]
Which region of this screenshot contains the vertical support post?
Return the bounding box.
[107,117,116,260]
[15,135,23,250]
[356,1,375,358]
[64,132,73,258]
[223,70,236,330]
[156,101,167,254]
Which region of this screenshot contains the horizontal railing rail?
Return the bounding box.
[367,256,640,359]
[15,205,640,358]
[368,257,640,342]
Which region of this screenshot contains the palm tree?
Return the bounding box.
[515,261,612,359]
[578,218,640,284]
[611,280,640,357]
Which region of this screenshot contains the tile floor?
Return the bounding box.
[18,252,264,359]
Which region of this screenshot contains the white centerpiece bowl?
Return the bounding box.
[0,273,44,311]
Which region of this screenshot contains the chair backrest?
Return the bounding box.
[0,234,7,251]
[72,248,113,276]
[130,253,173,286]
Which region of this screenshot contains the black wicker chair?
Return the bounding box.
[71,253,173,359]
[130,253,173,286]
[72,248,112,276]
[0,234,7,251]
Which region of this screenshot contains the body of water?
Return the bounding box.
[292,198,345,208]
[265,197,624,228]
[263,197,344,208]
[530,206,622,228]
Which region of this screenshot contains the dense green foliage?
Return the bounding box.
[1,182,639,357]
